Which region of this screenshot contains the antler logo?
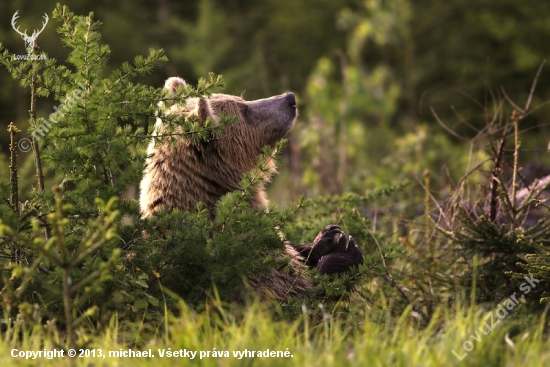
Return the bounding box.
[11,11,49,54]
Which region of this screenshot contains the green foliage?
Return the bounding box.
[2,298,550,366]
[293,0,492,200]
[124,143,376,314]
[0,190,119,348]
[519,250,550,303]
[0,6,377,347]
[169,0,233,79]
[0,4,236,338]
[430,92,550,307]
[2,3,550,365]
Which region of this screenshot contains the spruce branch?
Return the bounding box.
[217,142,282,233]
[511,110,520,220]
[489,123,509,222]
[28,62,45,193]
[7,123,19,213]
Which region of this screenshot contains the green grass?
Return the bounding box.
[3,299,550,366]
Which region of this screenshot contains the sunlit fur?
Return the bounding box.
[140,77,296,217]
[140,77,310,300]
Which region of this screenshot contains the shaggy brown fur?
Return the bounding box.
[140,77,295,216]
[140,77,362,300]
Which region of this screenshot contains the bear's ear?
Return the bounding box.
[161,77,187,108]
[164,77,186,94]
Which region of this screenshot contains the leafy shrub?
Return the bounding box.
[0,5,385,346]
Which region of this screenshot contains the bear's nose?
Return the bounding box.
[285,93,296,108]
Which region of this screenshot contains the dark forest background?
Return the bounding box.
[2,0,550,203]
[3,3,550,362]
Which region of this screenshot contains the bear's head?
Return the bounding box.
[162,77,297,149]
[139,77,298,217]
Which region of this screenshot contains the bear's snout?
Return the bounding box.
[285,93,296,109]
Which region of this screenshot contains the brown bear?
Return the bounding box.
[140,77,363,300]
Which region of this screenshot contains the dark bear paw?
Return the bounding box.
[293,224,363,275]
